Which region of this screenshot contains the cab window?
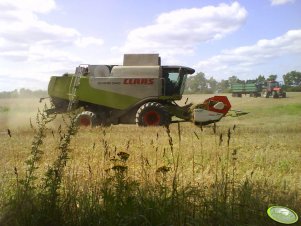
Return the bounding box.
[162,69,180,95]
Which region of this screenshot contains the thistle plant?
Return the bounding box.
[22,105,56,192]
[41,112,78,210]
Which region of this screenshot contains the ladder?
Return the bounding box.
[67,66,85,111]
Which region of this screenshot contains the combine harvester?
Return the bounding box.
[47,54,234,127]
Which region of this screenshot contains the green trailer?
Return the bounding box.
[231,81,262,97]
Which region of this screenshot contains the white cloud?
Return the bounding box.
[0,0,56,14]
[75,36,104,48]
[0,2,104,56]
[0,0,105,90]
[121,2,247,59]
[270,0,295,6]
[195,29,301,79]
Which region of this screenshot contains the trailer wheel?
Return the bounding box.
[76,111,98,127]
[136,102,171,126]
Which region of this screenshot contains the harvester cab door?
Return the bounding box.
[162,67,189,96]
[162,68,179,96]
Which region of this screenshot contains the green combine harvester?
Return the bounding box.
[47,54,232,127]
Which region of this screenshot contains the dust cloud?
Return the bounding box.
[0,97,49,131]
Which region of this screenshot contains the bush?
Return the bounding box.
[284,86,301,92]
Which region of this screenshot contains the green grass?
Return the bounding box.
[0,93,300,225]
[0,106,9,113]
[267,103,301,115]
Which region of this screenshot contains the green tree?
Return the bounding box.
[283,71,301,86]
[228,76,241,85]
[256,75,266,83]
[218,79,230,93]
[207,77,218,93]
[0,89,47,98]
[267,74,277,81]
[186,72,207,93]
[19,88,33,97]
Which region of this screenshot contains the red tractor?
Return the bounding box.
[261,81,286,98]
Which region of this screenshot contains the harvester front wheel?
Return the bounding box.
[136,102,171,126]
[76,111,98,127]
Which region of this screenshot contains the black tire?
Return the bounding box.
[76,111,98,127]
[273,91,279,98]
[136,102,171,126]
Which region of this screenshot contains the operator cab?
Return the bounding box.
[162,66,195,96]
[265,80,284,91]
[75,64,89,76]
[268,81,280,88]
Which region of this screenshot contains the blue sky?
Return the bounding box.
[0,0,300,91]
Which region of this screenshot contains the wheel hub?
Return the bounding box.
[79,116,91,126]
[144,111,161,125]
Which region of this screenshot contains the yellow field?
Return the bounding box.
[0,93,300,225]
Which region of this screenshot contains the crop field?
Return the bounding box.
[0,93,300,225]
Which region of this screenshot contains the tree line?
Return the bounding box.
[184,70,301,94]
[0,88,47,98]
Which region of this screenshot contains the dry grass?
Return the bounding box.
[0,93,300,225]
